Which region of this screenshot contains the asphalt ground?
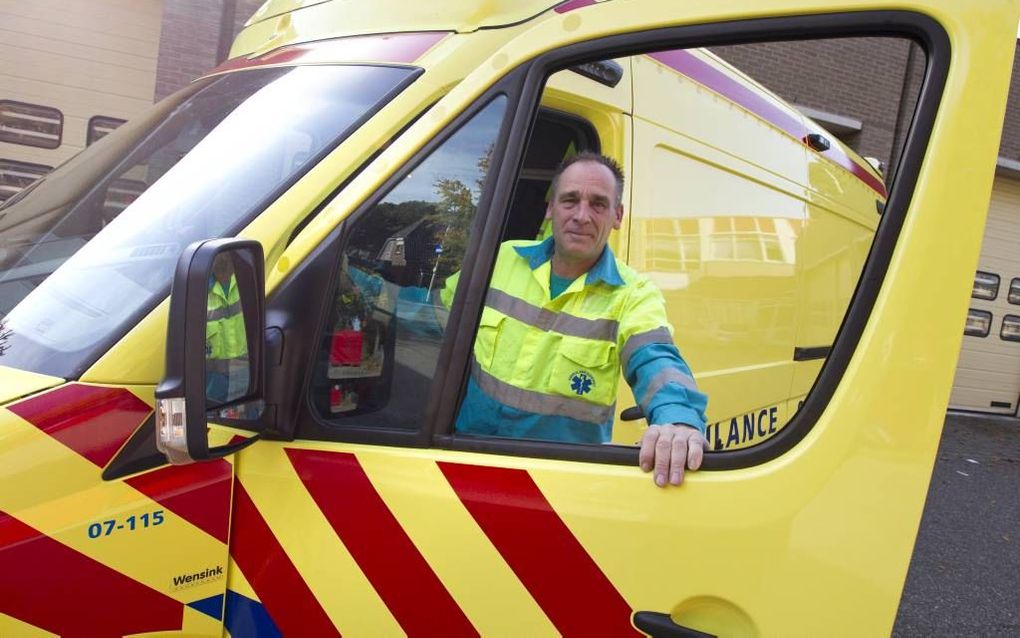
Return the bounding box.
[893,412,1020,637]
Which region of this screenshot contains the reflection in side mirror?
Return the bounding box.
[206,251,252,408]
[156,238,265,464]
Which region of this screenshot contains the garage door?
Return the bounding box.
[949,175,1020,415]
[0,0,161,195]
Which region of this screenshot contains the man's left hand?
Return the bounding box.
[639,424,707,487]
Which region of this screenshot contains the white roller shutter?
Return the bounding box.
[0,0,162,168]
[949,175,1020,415]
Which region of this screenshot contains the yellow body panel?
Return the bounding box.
[0,365,63,404]
[231,1,1013,634]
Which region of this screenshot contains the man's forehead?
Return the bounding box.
[558,161,617,193]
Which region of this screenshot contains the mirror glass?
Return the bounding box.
[205,250,251,407]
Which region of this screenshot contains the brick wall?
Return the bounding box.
[153,0,265,102]
[154,0,226,101]
[997,43,1020,162]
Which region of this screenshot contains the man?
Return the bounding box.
[453,152,708,487]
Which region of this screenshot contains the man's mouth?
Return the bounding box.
[565,230,592,240]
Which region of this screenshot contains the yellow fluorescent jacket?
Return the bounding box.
[452,238,708,443]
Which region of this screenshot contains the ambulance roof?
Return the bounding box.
[243,0,578,37]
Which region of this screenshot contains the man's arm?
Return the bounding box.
[620,279,709,487]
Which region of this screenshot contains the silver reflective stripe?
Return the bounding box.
[207,300,242,321]
[620,327,674,371]
[485,288,618,342]
[471,358,613,426]
[640,367,698,413]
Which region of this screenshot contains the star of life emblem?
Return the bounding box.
[569,370,595,396]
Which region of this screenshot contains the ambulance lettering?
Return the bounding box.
[705,405,780,450]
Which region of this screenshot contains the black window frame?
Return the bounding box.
[1009,277,1020,305]
[437,11,951,471]
[271,11,950,472]
[0,100,63,149]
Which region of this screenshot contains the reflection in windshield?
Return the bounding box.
[0,64,415,377]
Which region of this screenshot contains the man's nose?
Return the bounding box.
[571,199,594,222]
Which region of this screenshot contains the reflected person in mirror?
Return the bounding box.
[452,152,709,486]
[205,254,248,404]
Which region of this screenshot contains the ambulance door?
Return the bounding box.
[226,2,1017,636]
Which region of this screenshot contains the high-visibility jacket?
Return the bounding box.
[206,275,247,361]
[452,238,707,444]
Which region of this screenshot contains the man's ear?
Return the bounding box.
[545,201,553,220]
[613,203,624,229]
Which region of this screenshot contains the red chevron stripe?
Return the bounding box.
[8,384,150,468]
[230,480,339,637]
[287,449,479,638]
[555,0,597,13]
[439,462,640,637]
[9,383,232,544]
[126,460,232,544]
[0,510,183,637]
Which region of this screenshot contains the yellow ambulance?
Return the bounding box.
[0,0,1016,635]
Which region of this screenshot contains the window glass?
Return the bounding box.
[0,101,62,149]
[1001,315,1020,342]
[965,309,992,338]
[973,271,999,300]
[308,98,507,428]
[87,116,127,146]
[457,36,926,452]
[0,65,416,378]
[1009,278,1020,305]
[0,160,50,205]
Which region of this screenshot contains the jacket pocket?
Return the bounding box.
[474,311,506,369]
[549,338,617,406]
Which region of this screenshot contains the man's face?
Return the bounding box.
[546,161,624,266]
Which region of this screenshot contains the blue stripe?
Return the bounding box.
[188,594,224,621]
[224,590,282,638]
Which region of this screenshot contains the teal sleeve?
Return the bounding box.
[624,343,708,433]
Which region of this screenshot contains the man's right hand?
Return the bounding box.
[638,424,707,487]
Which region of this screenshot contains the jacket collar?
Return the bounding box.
[513,236,625,287]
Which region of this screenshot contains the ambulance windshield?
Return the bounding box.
[0,64,416,377]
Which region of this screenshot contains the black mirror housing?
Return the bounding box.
[156,238,265,464]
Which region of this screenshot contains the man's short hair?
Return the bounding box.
[550,151,625,205]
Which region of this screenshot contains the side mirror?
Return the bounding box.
[156,238,265,464]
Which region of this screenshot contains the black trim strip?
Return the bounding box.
[793,346,832,361]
